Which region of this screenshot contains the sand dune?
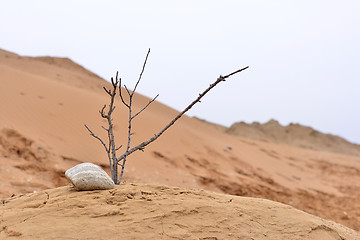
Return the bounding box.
[1,184,359,239]
[1,49,360,236]
[195,117,360,156]
[226,119,360,156]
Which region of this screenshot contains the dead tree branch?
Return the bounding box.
[84,124,111,172]
[133,48,151,94]
[85,47,249,185]
[116,65,249,183]
[117,48,156,184]
[85,74,120,181]
[132,94,159,120]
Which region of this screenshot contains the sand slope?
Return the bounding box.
[1,49,360,232]
[226,119,360,156]
[1,184,359,240]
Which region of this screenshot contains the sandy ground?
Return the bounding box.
[1,184,359,239]
[1,48,360,238]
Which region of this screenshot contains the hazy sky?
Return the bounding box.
[1,1,360,144]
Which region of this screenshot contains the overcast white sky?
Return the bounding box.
[1,1,360,144]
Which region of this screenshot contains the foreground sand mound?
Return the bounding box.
[1,184,358,240]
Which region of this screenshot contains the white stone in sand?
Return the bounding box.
[65,162,114,190]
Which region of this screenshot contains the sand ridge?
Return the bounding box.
[225,119,360,156]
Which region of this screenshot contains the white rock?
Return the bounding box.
[65,163,114,190]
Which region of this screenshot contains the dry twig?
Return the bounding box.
[117,48,159,183]
[85,75,122,180]
[85,48,249,184]
[115,66,249,184]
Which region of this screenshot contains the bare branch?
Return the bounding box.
[84,124,113,173]
[111,73,119,87]
[132,48,151,96]
[118,77,129,107]
[116,49,153,184]
[103,87,112,95]
[132,94,159,120]
[99,105,107,118]
[124,85,131,98]
[105,82,119,181]
[109,105,116,114]
[222,66,249,79]
[119,80,130,108]
[89,70,122,181]
[107,88,117,116]
[85,47,248,185]
[116,66,249,162]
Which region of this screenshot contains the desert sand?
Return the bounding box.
[225,119,360,157]
[1,184,359,239]
[0,49,360,239]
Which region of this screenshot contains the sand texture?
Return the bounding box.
[1,48,360,238]
[1,184,359,240]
